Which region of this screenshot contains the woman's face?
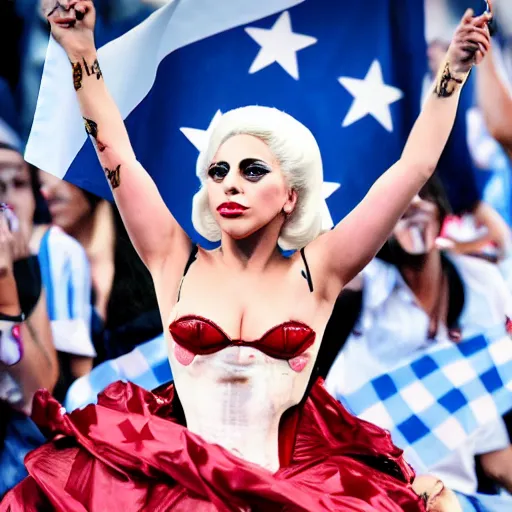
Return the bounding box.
[392,195,441,255]
[39,171,93,234]
[207,134,297,241]
[0,149,35,235]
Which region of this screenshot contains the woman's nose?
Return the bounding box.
[2,184,15,206]
[222,172,241,196]
[411,194,422,206]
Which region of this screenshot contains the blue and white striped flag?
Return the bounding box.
[25,0,426,238]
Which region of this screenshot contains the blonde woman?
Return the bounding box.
[2,2,492,510]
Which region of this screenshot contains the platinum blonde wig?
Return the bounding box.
[192,106,324,251]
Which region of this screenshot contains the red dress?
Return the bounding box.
[1,376,425,511]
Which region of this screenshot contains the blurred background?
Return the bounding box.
[2,0,512,508]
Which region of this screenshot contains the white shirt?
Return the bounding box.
[38,226,95,357]
[325,254,512,495]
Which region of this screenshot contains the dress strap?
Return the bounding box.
[300,247,314,293]
[177,245,198,302]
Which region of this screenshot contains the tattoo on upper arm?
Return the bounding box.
[72,62,83,91]
[83,117,106,152]
[434,62,464,98]
[105,164,121,189]
[24,319,53,369]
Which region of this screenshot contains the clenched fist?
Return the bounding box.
[434,7,492,98]
[42,0,96,60]
[447,8,492,74]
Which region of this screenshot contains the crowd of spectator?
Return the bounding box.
[2,0,512,508]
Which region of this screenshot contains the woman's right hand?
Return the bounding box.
[43,0,96,60]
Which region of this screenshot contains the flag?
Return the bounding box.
[26,0,427,241]
[335,325,512,511]
[64,333,170,412]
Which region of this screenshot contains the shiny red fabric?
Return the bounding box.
[1,379,425,511]
[169,315,316,360]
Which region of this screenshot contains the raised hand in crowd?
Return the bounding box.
[0,207,57,415]
[476,45,512,160]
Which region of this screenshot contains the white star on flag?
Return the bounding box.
[245,11,317,80]
[321,182,340,230]
[181,113,340,230]
[338,60,404,132]
[180,110,223,154]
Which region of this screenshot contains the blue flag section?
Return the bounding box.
[27,0,427,242]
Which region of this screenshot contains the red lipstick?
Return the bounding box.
[217,202,248,218]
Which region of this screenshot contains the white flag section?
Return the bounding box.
[25,0,305,177]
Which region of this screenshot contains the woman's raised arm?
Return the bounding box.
[45,0,191,274]
[308,8,492,299]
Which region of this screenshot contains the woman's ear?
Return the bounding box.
[283,189,298,215]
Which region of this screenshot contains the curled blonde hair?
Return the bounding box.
[192,106,324,251]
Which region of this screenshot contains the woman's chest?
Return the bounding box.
[170,268,322,342]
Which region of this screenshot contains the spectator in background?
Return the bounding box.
[427,40,512,276]
[325,176,512,506]
[0,206,58,497]
[0,143,94,402]
[477,46,512,163]
[39,172,162,364]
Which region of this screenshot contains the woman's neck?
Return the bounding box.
[67,214,96,251]
[69,202,115,258]
[219,215,284,271]
[400,249,443,313]
[72,202,116,319]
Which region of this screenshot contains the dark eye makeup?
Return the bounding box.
[239,159,271,180]
[207,159,271,183]
[207,162,230,182]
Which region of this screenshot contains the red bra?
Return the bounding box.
[169,315,316,360]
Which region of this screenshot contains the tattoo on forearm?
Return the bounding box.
[105,164,121,189]
[83,117,106,152]
[72,62,83,91]
[71,58,102,91]
[84,117,98,138]
[434,62,464,98]
[83,57,103,80]
[24,319,53,369]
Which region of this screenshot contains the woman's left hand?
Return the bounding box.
[446,8,492,76]
[412,475,462,512]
